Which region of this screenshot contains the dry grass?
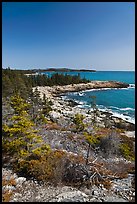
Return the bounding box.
[2,190,13,202]
[2,176,16,202]
[67,133,75,140]
[101,179,112,189]
[45,122,61,130]
[2,176,16,186]
[103,160,135,179]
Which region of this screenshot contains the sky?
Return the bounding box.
[2,2,135,71]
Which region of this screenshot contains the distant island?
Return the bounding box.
[43,68,96,72]
[31,68,96,73]
[2,67,96,75]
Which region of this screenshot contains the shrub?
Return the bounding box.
[44,122,61,130]
[16,150,68,185]
[102,158,135,179]
[73,113,85,132]
[101,179,112,189]
[99,129,121,158]
[2,190,13,202]
[32,144,51,156]
[15,149,87,186]
[119,143,135,161]
[63,162,87,184]
[35,114,49,124]
[2,176,16,187]
[2,176,16,202]
[119,134,135,161]
[83,131,100,165]
[84,132,100,147]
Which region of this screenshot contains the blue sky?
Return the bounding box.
[2,2,135,70]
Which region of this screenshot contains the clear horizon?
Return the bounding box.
[2,67,134,72]
[2,2,135,71]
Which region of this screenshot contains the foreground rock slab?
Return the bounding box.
[3,168,134,202]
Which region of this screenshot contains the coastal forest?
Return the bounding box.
[2,68,135,202]
[2,68,89,98]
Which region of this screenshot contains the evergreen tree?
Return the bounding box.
[41,94,53,116]
[73,113,85,132]
[84,95,99,165]
[2,93,50,158]
[84,132,99,165]
[31,87,43,124]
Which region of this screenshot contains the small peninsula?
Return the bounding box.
[35,81,129,96]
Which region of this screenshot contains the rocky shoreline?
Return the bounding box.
[33,80,129,97]
[3,81,135,202]
[33,80,134,132]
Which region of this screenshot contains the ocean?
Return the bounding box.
[43,71,135,124]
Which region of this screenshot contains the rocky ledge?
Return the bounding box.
[33,80,129,97]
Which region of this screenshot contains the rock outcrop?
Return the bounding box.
[33,80,129,97]
[2,168,134,202]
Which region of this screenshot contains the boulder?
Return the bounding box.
[15,177,26,184]
[49,111,61,122]
[103,196,128,202]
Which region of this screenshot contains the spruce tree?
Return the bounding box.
[2,93,50,158]
[41,94,53,116]
[73,113,85,132]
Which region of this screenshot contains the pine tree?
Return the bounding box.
[31,87,43,124]
[73,113,85,132]
[41,94,53,116]
[2,93,50,158]
[84,95,99,165]
[84,132,99,165]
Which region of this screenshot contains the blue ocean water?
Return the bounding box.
[43,71,135,124]
[43,71,135,84]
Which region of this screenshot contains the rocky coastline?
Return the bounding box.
[33,80,129,97]
[3,81,135,202]
[33,80,134,131]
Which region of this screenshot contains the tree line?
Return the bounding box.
[2,68,90,99]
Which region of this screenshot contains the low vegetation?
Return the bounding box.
[2,176,16,202]
[119,143,135,161]
[73,113,86,132]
